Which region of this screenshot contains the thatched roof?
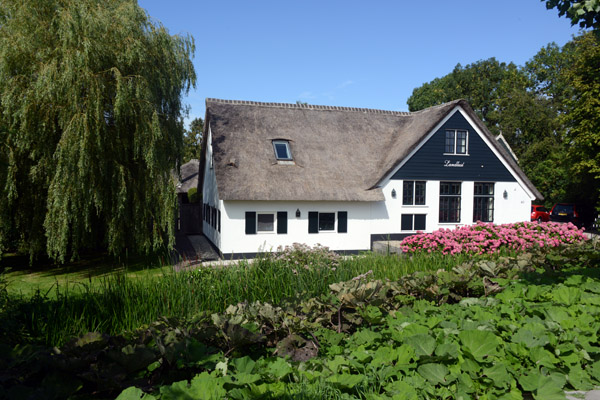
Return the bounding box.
[202,99,542,201]
[176,159,199,194]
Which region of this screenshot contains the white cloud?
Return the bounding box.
[337,80,355,89]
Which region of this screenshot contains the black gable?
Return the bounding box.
[391,111,516,182]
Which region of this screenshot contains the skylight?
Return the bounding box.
[273,140,292,160]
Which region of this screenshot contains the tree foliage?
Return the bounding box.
[562,32,600,210]
[182,117,204,163]
[0,0,196,261]
[542,0,600,30]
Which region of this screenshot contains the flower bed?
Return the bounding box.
[401,221,587,255]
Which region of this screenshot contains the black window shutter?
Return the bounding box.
[308,212,318,234]
[338,211,348,233]
[245,212,256,234]
[401,214,413,231]
[414,214,426,230]
[218,210,221,233]
[277,211,287,234]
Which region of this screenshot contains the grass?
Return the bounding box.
[1,251,170,297]
[0,248,478,347]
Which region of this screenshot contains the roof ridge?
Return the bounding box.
[205,98,413,116]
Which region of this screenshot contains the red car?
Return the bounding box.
[531,205,550,222]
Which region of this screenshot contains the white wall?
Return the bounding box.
[219,201,386,254]
[380,180,532,232]
[215,179,532,255]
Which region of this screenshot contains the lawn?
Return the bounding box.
[1,251,171,297]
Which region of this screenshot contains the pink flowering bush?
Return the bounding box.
[401,221,588,255]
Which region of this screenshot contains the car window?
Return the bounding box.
[553,204,573,214]
[538,207,548,212]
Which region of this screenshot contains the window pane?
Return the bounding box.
[401,214,413,231]
[257,213,274,231]
[456,130,467,154]
[445,130,455,153]
[274,142,290,159]
[441,182,460,195]
[474,197,494,222]
[402,181,414,205]
[414,214,426,230]
[415,181,426,205]
[319,213,335,231]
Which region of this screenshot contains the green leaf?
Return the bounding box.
[405,334,436,357]
[458,330,498,361]
[417,363,450,385]
[265,357,292,380]
[188,372,226,400]
[435,342,460,359]
[116,387,157,400]
[230,356,256,374]
[326,373,365,389]
[385,380,419,399]
[551,286,581,305]
[484,364,512,388]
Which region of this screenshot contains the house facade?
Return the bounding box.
[200,99,542,258]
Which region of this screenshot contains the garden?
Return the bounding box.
[1,222,599,399]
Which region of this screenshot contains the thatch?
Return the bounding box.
[176,159,199,194]
[202,99,542,202]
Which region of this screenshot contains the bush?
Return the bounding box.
[187,187,199,203]
[401,221,587,255]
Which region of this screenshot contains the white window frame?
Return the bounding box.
[402,180,427,206]
[256,212,276,233]
[444,129,469,156]
[439,181,462,223]
[272,140,292,160]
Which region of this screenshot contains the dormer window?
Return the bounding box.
[273,140,292,160]
[444,130,468,155]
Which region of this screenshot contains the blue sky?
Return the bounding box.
[138,0,581,126]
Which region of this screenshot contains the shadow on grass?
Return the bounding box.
[1,250,173,297]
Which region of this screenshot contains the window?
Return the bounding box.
[319,213,335,231]
[401,214,426,231]
[444,130,468,155]
[257,213,275,232]
[473,182,494,222]
[402,181,426,205]
[273,140,292,160]
[245,211,287,234]
[439,182,461,223]
[308,211,348,234]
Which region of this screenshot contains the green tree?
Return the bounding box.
[542,0,600,30]
[562,32,600,211]
[182,117,204,163]
[0,0,196,261]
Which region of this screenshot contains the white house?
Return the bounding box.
[200,98,543,258]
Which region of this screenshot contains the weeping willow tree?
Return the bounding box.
[0,0,196,261]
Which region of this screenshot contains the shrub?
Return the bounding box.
[187,187,199,203]
[401,221,587,255]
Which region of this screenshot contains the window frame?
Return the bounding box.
[272,140,292,161]
[444,129,469,155]
[473,182,495,223]
[308,211,348,234]
[402,180,426,205]
[439,181,462,223]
